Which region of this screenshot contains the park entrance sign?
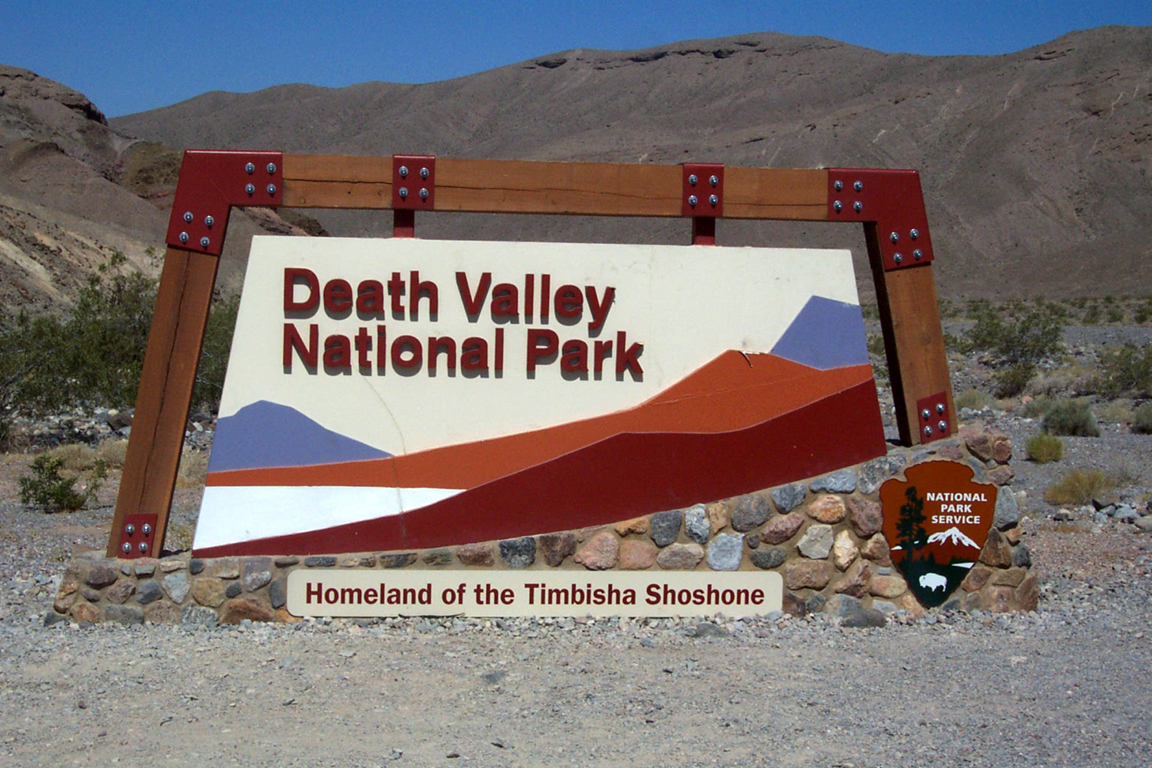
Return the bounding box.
[194,237,884,556]
[98,151,983,616]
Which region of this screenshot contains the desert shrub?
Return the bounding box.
[1096,401,1134,425]
[1042,400,1100,437]
[176,450,209,488]
[954,388,994,411]
[1026,433,1064,463]
[963,304,1063,397]
[1133,403,1152,435]
[95,439,130,468]
[1093,344,1152,399]
[47,443,97,472]
[19,454,106,512]
[1043,468,1117,507]
[192,293,240,411]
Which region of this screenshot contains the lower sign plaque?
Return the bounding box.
[287,570,783,618]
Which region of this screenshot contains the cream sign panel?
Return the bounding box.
[195,238,886,556]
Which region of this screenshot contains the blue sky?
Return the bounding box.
[3,1,1149,117]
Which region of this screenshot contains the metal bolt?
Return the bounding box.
[246,183,256,195]
[913,249,924,260]
[910,228,920,240]
[853,201,863,212]
[183,211,193,223]
[266,183,277,195]
[894,253,903,264]
[204,215,214,227]
[266,162,277,174]
[126,524,135,536]
[890,232,899,243]
[245,162,255,174]
[921,409,931,420]
[854,181,863,192]
[139,542,149,553]
[419,188,429,200]
[833,200,843,212]
[420,167,430,179]
[688,174,698,186]
[834,180,844,191]
[200,236,210,248]
[709,194,719,206]
[938,420,948,432]
[178,232,189,244]
[688,194,698,207]
[122,542,132,554]
[924,426,934,437]
[142,523,152,535]
[936,403,946,414]
[399,186,409,199]
[709,175,719,187]
[398,165,409,178]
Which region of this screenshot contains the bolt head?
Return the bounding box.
[246,183,256,195]
[924,426,934,437]
[688,194,698,207]
[266,183,277,195]
[936,402,946,414]
[122,542,132,554]
[266,162,277,174]
[398,165,409,178]
[938,420,948,432]
[420,167,430,179]
[183,211,193,223]
[139,542,149,553]
[893,253,903,264]
[910,228,920,240]
[399,186,409,199]
[921,409,931,420]
[890,232,899,243]
[833,200,843,212]
[834,180,844,191]
[142,523,152,535]
[709,175,719,187]
[708,194,719,206]
[125,524,135,535]
[178,232,189,244]
[200,236,210,248]
[204,215,214,227]
[245,162,255,174]
[419,187,429,200]
[853,181,863,192]
[688,174,698,186]
[853,201,863,212]
[913,249,923,260]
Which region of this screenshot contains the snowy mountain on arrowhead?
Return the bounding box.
[926,527,980,549]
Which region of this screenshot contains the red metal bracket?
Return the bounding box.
[116,514,158,559]
[827,168,934,271]
[392,155,436,210]
[165,150,283,257]
[917,392,952,443]
[682,163,723,218]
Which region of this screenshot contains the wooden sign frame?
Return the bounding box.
[107,151,953,558]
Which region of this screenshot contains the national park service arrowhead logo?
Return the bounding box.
[880,461,997,608]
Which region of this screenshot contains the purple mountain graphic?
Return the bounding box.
[770,296,869,370]
[208,400,390,473]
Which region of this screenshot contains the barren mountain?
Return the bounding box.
[2,27,1150,312]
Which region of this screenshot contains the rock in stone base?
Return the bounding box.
[181,604,219,627]
[220,598,275,624]
[574,532,619,570]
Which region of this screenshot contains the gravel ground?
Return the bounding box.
[2,435,1152,767]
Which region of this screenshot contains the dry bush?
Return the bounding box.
[1043,469,1117,507]
[1028,362,1097,398]
[1026,433,1064,463]
[954,388,994,411]
[95,439,130,468]
[1096,400,1134,426]
[1134,403,1152,435]
[176,450,209,488]
[47,443,96,471]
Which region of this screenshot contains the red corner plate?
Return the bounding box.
[826,168,934,271]
[682,163,723,218]
[392,155,436,210]
[165,150,283,256]
[917,392,952,443]
[117,514,158,559]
